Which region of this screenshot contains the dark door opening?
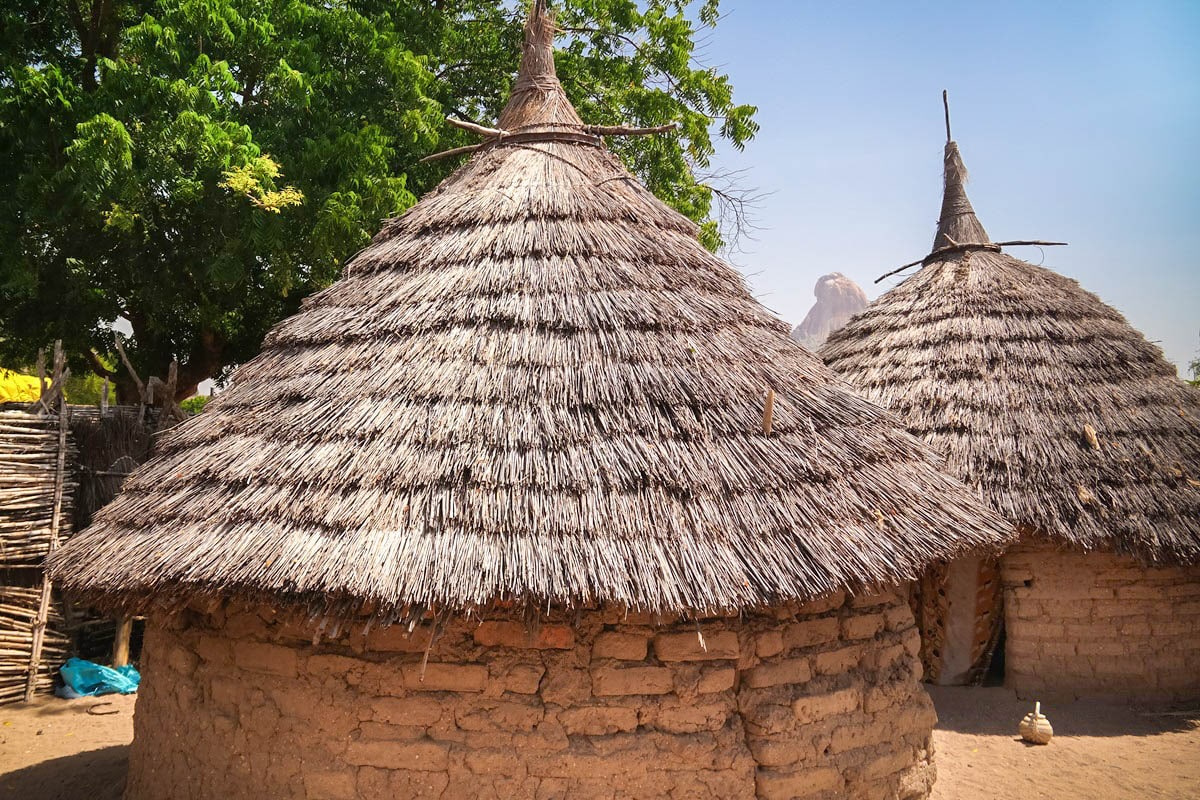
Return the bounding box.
[983,622,1006,686]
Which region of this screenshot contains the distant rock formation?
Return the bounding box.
[791,273,868,350]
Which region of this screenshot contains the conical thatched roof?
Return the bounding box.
[823,128,1200,566]
[48,6,1013,624]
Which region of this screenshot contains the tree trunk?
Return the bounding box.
[175,328,226,401]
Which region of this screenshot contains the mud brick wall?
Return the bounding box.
[1002,543,1200,701]
[124,590,936,800]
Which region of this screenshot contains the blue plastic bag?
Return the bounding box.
[58,657,140,697]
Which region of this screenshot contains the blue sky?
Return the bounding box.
[701,0,1199,372]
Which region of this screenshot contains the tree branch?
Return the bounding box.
[874,241,1068,284]
[446,118,508,138]
[86,349,117,380]
[583,123,678,137]
[112,333,145,400]
[697,166,769,254]
[420,143,484,163]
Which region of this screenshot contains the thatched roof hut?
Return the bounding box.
[822,109,1200,698]
[48,8,1013,798]
[50,28,1010,631]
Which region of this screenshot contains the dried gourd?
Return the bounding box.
[1018,701,1053,745]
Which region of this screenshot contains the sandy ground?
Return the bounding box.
[1,688,1197,799]
[0,693,133,800]
[929,686,1200,800]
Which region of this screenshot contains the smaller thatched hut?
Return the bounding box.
[822,107,1200,700]
[49,8,1014,799]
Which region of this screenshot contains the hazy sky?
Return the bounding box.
[701,0,1199,373]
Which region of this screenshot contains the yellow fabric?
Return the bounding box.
[0,369,44,403]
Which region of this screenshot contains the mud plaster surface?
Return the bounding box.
[4,684,1198,799]
[1002,544,1200,702]
[123,590,936,799]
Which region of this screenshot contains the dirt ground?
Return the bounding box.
[0,693,133,800]
[1,687,1197,799]
[928,686,1200,800]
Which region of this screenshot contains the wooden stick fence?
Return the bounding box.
[0,411,78,565]
[0,341,178,703]
[0,341,78,703]
[25,343,71,701]
[0,586,70,703]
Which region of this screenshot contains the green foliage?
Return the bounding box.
[0,0,756,393]
[180,394,211,414]
[64,373,108,405]
[221,156,304,213]
[1187,334,1199,386]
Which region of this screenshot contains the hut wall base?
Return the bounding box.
[1002,543,1200,702]
[124,592,935,800]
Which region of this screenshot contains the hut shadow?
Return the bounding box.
[928,685,1199,738]
[0,744,127,800]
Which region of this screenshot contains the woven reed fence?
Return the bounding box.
[67,404,156,670]
[0,409,78,566]
[0,341,163,704]
[0,343,76,703]
[0,340,175,705]
[0,402,160,704]
[0,585,70,703]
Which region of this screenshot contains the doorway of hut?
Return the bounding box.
[913,554,1004,686]
[985,624,1006,685]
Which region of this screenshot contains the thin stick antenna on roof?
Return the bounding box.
[943,90,952,143]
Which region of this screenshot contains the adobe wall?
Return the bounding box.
[1002,543,1200,701]
[124,590,936,800]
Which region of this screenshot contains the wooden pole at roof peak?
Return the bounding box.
[942,90,952,142]
[524,0,549,27]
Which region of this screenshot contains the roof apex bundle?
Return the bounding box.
[823,99,1200,565]
[48,5,1015,626]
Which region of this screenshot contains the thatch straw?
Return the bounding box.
[823,134,1200,566]
[47,3,1015,626]
[933,141,990,250]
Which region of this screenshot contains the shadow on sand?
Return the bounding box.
[929,685,1199,738]
[0,744,127,800]
[13,699,129,720]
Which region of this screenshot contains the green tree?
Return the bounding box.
[0,0,756,399]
